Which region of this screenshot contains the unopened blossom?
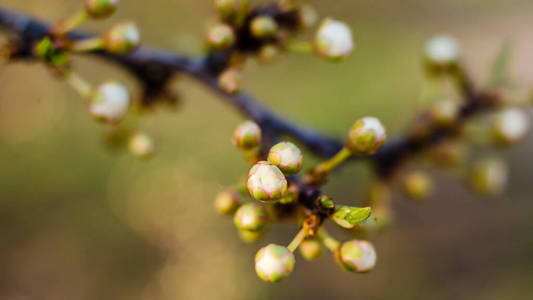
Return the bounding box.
[425,35,460,66]
[470,157,508,196]
[218,68,241,94]
[267,141,303,175]
[255,244,295,282]
[492,108,529,145]
[403,171,433,201]
[345,117,387,155]
[104,22,140,54]
[247,161,287,202]
[250,16,278,39]
[335,240,377,273]
[299,239,322,261]
[128,132,155,158]
[313,18,354,61]
[214,190,241,216]
[232,120,261,150]
[207,23,235,50]
[233,203,267,232]
[89,81,130,122]
[431,99,460,125]
[85,0,118,18]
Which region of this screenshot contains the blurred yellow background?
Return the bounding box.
[1,1,533,299]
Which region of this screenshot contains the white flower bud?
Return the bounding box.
[267,141,303,175]
[431,99,460,125]
[345,117,387,155]
[255,244,295,282]
[89,81,130,122]
[104,22,140,54]
[250,16,278,39]
[128,132,155,157]
[218,68,241,94]
[207,23,235,50]
[232,120,261,150]
[85,0,119,19]
[313,18,354,61]
[335,240,377,273]
[492,108,529,145]
[247,161,287,203]
[424,35,460,66]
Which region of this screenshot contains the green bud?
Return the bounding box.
[492,108,529,145]
[85,0,119,19]
[345,117,387,156]
[255,244,295,283]
[128,132,155,158]
[214,190,241,215]
[247,161,287,203]
[239,229,264,243]
[250,16,278,39]
[89,80,130,122]
[469,157,508,196]
[331,206,371,229]
[214,0,248,25]
[431,99,460,126]
[232,120,261,150]
[335,240,377,273]
[233,203,267,231]
[207,23,235,50]
[299,239,322,261]
[34,37,54,59]
[104,22,140,54]
[319,195,335,210]
[313,18,354,61]
[218,68,241,94]
[403,171,433,201]
[424,35,460,67]
[268,141,303,175]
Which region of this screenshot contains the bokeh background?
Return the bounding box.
[1,0,533,299]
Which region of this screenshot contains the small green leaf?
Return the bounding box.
[331,206,372,229]
[486,40,513,88]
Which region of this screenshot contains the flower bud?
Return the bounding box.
[424,35,460,66]
[247,161,287,202]
[232,120,261,150]
[345,117,386,155]
[431,99,460,125]
[89,81,130,122]
[128,132,155,157]
[255,244,295,282]
[430,140,467,167]
[104,22,140,54]
[250,16,278,39]
[492,108,529,145]
[297,4,318,29]
[239,229,264,243]
[207,23,235,50]
[214,0,248,25]
[299,239,322,261]
[403,171,433,201]
[214,190,241,216]
[469,157,508,196]
[331,206,372,229]
[233,203,267,231]
[335,240,377,273]
[267,141,303,175]
[85,0,118,19]
[313,18,354,61]
[258,45,279,63]
[218,68,241,94]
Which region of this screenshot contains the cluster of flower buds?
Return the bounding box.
[215,119,383,282]
[207,0,355,94]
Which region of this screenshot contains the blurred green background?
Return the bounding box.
[1,0,533,299]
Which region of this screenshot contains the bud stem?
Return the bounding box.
[53,11,89,36]
[287,227,308,252]
[317,228,340,252]
[285,40,313,53]
[71,37,105,52]
[315,147,352,174]
[65,71,93,99]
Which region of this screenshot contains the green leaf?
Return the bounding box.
[331,206,372,229]
[486,40,513,88]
